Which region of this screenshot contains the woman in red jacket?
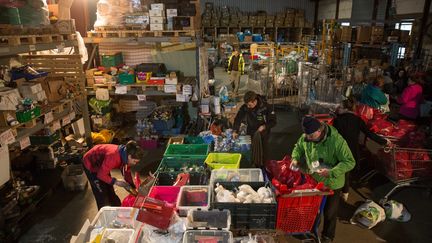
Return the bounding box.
[83,140,144,209]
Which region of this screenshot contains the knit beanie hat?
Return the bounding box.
[302,116,321,135]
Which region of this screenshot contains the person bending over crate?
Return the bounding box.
[291,117,355,243]
[83,140,144,209]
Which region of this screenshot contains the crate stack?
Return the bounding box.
[285,9,296,27]
[201,2,218,27]
[371,26,384,43]
[150,3,166,31]
[275,12,286,27]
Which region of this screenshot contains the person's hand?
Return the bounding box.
[232,132,239,139]
[258,125,266,133]
[115,180,130,189]
[316,168,330,177]
[290,160,299,171]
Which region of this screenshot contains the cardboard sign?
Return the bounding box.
[62,115,71,125]
[183,85,192,95]
[44,111,54,124]
[137,95,146,101]
[20,137,31,150]
[0,129,15,145]
[52,120,61,131]
[69,111,76,121]
[164,84,177,93]
[115,85,127,94]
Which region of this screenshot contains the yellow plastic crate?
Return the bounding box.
[204,153,241,170]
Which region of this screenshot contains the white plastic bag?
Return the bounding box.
[94,0,131,27]
[219,85,229,103]
[383,200,411,222]
[350,200,386,229]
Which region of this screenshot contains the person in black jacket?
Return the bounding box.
[233,91,276,166]
[333,97,391,202]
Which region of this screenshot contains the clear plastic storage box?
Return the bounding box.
[62,164,88,191]
[91,207,140,229]
[186,209,231,230]
[209,169,264,185]
[183,230,233,243]
[101,229,135,243]
[177,186,210,216]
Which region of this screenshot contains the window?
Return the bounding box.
[395,23,400,29]
[400,22,413,34]
[397,47,406,59]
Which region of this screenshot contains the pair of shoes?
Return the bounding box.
[341,192,349,202]
[321,236,333,243]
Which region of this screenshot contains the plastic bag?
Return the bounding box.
[141,214,186,243]
[266,155,302,189]
[219,85,229,103]
[94,0,131,27]
[350,200,386,229]
[383,200,411,222]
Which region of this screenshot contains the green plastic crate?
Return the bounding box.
[16,106,41,123]
[204,153,242,169]
[119,73,135,84]
[184,136,205,144]
[156,157,209,185]
[30,131,60,145]
[101,52,123,68]
[164,144,209,160]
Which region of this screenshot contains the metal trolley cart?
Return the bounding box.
[374,146,432,204]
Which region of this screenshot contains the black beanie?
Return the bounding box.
[302,116,321,135]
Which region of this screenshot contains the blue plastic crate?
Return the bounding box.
[153,118,175,131]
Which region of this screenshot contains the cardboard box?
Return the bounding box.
[151,3,165,10]
[19,82,43,95]
[150,24,165,31]
[244,36,252,42]
[55,19,76,34]
[125,15,150,25]
[0,88,21,110]
[166,9,177,17]
[356,26,371,43]
[32,78,66,103]
[22,90,47,102]
[151,17,166,24]
[149,9,165,17]
[165,77,178,85]
[340,26,352,42]
[372,26,384,35]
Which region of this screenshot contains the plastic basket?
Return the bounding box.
[183,230,233,243]
[91,207,139,229]
[184,136,205,144]
[156,157,208,185]
[177,186,210,216]
[186,209,231,230]
[205,153,242,170]
[119,73,135,85]
[276,194,324,233]
[16,106,41,123]
[30,131,60,145]
[148,186,181,205]
[211,181,277,229]
[209,168,263,185]
[164,144,210,160]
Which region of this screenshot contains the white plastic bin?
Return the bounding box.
[186,209,230,230]
[91,207,139,229]
[209,169,264,185]
[102,229,135,243]
[183,230,233,243]
[62,164,88,191]
[176,186,210,216]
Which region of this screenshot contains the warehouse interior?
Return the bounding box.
[0,0,432,243]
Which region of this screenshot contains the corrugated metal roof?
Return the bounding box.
[201,0,316,21]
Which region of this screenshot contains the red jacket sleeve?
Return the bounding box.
[97,155,119,185]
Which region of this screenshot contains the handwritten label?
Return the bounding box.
[44,111,54,124]
[20,137,31,150]
[29,45,36,51]
[0,129,15,145]
[62,115,71,126]
[176,94,189,102]
[137,95,146,101]
[52,120,61,131]
[183,85,192,95]
[115,85,127,94]
[164,84,177,93]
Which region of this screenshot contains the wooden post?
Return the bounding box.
[372,0,379,26]
[335,0,340,20]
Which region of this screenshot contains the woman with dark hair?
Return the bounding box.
[396,73,424,120]
[333,97,390,201]
[394,68,409,94]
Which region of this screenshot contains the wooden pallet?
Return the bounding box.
[87,29,196,38]
[0,34,73,46]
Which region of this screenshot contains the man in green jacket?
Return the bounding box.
[291,116,355,243]
[227,48,245,96]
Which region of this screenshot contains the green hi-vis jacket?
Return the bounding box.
[291,125,355,190]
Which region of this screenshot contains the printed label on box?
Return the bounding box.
[0,129,15,145]
[164,84,177,93]
[69,111,76,121]
[183,85,192,95]
[62,115,71,126]
[20,137,31,150]
[44,111,53,124]
[52,120,61,131]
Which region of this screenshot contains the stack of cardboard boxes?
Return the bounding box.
[285,9,295,27]
[371,26,384,43]
[150,3,166,31]
[295,10,305,28]
[275,12,285,27]
[356,26,372,43]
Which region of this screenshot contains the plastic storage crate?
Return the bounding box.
[16,106,41,123]
[164,144,210,160]
[119,73,135,84]
[168,136,184,144]
[156,157,208,185]
[30,131,60,145]
[148,186,181,205]
[183,230,233,243]
[177,186,210,216]
[205,153,242,170]
[186,209,231,230]
[211,181,277,229]
[209,169,264,185]
[61,164,87,191]
[91,207,140,229]
[101,52,123,68]
[184,136,205,144]
[152,118,175,131]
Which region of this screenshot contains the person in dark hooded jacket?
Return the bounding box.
[233,91,276,166]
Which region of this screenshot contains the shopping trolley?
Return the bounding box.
[374,146,432,204]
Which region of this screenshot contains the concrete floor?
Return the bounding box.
[18,68,432,243]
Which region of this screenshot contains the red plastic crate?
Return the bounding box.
[276,195,323,233]
[147,78,165,85]
[148,186,181,205]
[135,196,175,230]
